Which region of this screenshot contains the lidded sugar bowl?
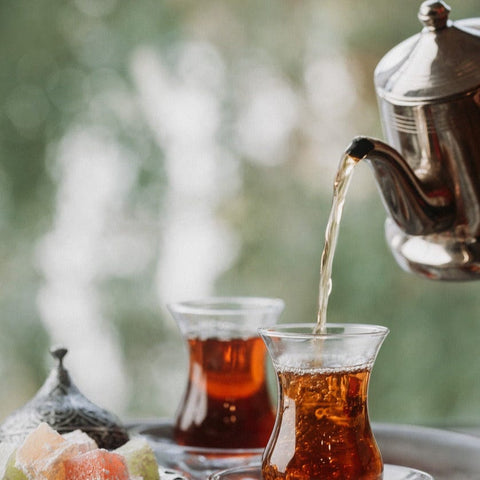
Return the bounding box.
[0,347,129,449]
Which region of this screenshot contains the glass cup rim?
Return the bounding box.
[258,322,389,339]
[167,296,285,316]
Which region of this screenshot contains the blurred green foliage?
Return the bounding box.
[1,0,480,431]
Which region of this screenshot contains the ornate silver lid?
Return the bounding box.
[375,0,480,103]
[0,347,129,449]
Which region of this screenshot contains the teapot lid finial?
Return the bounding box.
[418,1,451,31]
[49,346,70,385]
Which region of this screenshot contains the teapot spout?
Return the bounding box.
[346,136,455,236]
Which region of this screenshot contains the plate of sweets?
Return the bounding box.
[0,422,186,480]
[0,347,187,480]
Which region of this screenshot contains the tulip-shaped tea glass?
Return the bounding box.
[259,323,389,480]
[168,297,284,449]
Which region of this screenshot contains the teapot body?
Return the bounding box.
[378,92,480,280]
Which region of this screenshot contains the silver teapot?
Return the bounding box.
[347,1,480,280]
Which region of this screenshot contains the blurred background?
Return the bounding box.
[1,0,480,431]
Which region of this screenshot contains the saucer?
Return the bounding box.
[208,464,433,480]
[130,419,262,480]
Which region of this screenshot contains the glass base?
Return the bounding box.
[208,464,433,480]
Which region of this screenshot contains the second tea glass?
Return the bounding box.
[168,297,284,449]
[259,323,389,480]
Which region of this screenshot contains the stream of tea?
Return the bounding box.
[314,153,359,334]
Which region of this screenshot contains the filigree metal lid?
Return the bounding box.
[0,347,129,449]
[375,0,480,103]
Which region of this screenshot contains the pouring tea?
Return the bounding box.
[347,1,480,281]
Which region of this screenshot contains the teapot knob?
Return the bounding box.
[418,0,451,30]
[50,346,68,366]
[50,346,70,385]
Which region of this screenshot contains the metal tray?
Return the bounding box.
[374,423,480,480]
[129,420,480,480]
[209,464,432,480]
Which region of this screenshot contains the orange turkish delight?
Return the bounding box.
[64,449,130,480]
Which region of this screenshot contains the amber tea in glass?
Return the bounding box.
[259,323,388,480]
[168,297,284,449]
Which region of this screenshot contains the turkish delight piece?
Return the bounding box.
[115,437,160,480]
[0,443,16,478]
[62,430,97,451]
[15,423,96,480]
[64,449,130,480]
[15,423,66,479]
[0,443,27,480]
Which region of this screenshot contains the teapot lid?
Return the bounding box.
[0,347,129,449]
[375,1,480,104]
